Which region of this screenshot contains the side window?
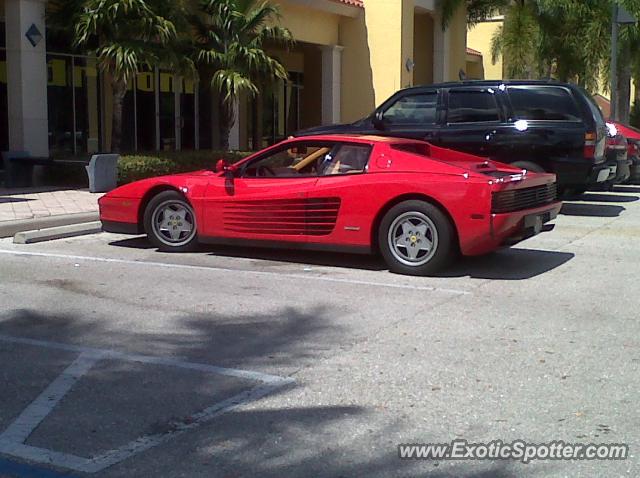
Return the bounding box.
[508,86,582,121]
[320,144,372,176]
[242,144,335,178]
[383,93,438,125]
[447,90,500,123]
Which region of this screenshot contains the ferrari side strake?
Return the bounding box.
[99,135,561,276]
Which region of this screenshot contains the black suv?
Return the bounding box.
[296,80,610,194]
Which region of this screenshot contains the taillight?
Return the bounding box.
[584,132,597,159]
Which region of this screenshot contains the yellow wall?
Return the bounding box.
[448,5,468,81]
[467,20,503,80]
[358,0,408,105]
[278,3,340,46]
[466,57,484,80]
[339,12,376,122]
[413,12,434,86]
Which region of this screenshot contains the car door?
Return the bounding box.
[201,141,334,243]
[438,86,513,162]
[375,89,442,143]
[307,141,377,249]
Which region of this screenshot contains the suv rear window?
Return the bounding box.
[508,86,582,121]
[447,90,500,123]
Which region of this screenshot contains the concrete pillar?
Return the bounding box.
[432,10,451,83]
[321,45,343,125]
[5,0,49,156]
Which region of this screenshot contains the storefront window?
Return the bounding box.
[181,78,196,150]
[254,72,304,148]
[120,79,136,152]
[0,48,7,152]
[198,81,213,150]
[73,57,102,153]
[158,70,175,150]
[47,54,75,155]
[136,69,156,151]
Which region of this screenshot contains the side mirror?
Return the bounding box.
[215,158,228,173]
[372,111,386,131]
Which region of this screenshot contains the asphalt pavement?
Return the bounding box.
[0,186,639,477]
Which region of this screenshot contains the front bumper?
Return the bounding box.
[98,195,142,234]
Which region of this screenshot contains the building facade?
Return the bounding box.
[0,0,469,157]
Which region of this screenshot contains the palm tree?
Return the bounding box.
[490,1,540,79]
[440,0,508,28]
[191,0,293,151]
[49,0,186,152]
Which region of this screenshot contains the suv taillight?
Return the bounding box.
[584,132,597,159]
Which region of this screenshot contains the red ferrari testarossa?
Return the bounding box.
[99,135,561,275]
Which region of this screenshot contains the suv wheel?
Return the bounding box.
[378,200,455,276]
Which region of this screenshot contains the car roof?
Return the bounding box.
[405,79,576,91]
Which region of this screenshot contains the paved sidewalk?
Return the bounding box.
[0,187,102,223]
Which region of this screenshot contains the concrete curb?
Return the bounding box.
[0,212,99,239]
[13,222,103,244]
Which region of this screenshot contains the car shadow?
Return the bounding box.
[560,203,625,217]
[580,193,639,203]
[109,237,156,249]
[613,185,640,193]
[434,248,574,280]
[109,238,572,280]
[205,245,388,271]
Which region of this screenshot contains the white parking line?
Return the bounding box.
[0,352,103,444]
[0,334,294,474]
[0,249,471,295]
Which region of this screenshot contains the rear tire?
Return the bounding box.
[143,190,198,252]
[378,200,455,276]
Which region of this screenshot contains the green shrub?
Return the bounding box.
[118,150,252,184]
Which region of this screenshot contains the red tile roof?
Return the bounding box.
[466,47,483,57]
[331,0,364,7]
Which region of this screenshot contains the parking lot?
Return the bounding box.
[1,186,639,477]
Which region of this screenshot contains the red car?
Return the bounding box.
[99,135,562,276]
[611,121,640,184]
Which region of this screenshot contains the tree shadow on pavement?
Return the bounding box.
[435,248,574,280]
[0,305,342,371]
[105,403,523,478]
[0,308,530,478]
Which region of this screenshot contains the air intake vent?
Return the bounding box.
[492,184,557,213]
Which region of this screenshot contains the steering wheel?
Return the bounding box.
[257,165,276,177]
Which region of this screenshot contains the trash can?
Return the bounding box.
[86,154,120,193]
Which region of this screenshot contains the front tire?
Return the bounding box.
[144,190,198,252]
[378,200,455,276]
